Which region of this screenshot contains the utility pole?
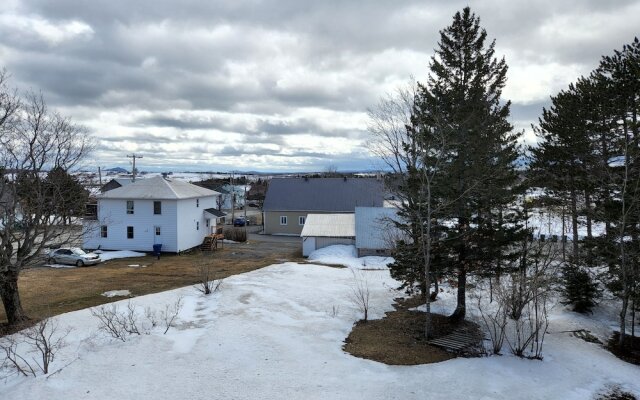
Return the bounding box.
[127,154,143,182]
[98,166,103,185]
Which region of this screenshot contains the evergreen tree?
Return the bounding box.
[561,264,600,313]
[412,7,524,321]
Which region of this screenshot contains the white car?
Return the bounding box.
[48,248,101,267]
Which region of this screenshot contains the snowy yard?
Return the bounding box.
[2,249,640,399]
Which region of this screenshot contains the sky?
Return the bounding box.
[0,1,638,173]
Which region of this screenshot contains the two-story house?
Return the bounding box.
[83,176,221,252]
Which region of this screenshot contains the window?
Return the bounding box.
[299,216,306,226]
[126,201,134,214]
[205,219,210,228]
[100,225,108,238]
[280,216,288,225]
[155,226,161,236]
[196,221,200,230]
[127,226,134,239]
[196,199,199,208]
[154,201,162,215]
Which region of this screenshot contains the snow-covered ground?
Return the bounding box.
[308,245,394,270]
[94,250,147,261]
[2,260,639,399]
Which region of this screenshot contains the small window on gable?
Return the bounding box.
[100,225,108,238]
[299,216,306,226]
[205,219,210,228]
[154,201,162,215]
[196,221,199,230]
[280,216,288,225]
[196,199,199,208]
[127,226,134,239]
[127,201,134,214]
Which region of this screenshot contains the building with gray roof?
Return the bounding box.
[262,177,384,235]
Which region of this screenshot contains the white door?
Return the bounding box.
[154,226,162,244]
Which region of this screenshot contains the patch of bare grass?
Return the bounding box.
[343,296,477,365]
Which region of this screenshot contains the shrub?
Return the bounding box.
[223,227,247,242]
[561,264,600,313]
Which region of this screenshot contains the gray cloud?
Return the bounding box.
[1,0,637,171]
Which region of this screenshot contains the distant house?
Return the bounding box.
[300,214,355,257]
[355,207,402,257]
[83,176,221,252]
[262,177,385,235]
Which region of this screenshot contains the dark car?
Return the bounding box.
[233,217,246,227]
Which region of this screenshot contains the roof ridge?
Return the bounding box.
[159,176,181,198]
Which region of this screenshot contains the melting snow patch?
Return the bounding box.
[102,290,131,298]
[95,250,146,261]
[308,245,393,269]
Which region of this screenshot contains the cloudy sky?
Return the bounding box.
[1,1,638,172]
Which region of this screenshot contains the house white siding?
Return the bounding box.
[84,199,178,252]
[355,207,402,256]
[302,237,316,257]
[176,195,217,252]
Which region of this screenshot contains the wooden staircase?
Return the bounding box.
[200,233,225,251]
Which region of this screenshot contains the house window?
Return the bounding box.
[154,201,162,215]
[126,201,134,214]
[280,216,288,225]
[155,226,161,236]
[196,221,199,230]
[196,199,199,208]
[205,219,210,228]
[100,225,108,238]
[299,216,306,226]
[127,226,134,239]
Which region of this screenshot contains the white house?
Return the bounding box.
[300,214,355,257]
[83,176,221,253]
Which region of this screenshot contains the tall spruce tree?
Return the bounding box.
[410,7,523,321]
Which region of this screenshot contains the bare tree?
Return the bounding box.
[367,80,449,339]
[349,269,371,322]
[195,257,223,295]
[0,73,92,325]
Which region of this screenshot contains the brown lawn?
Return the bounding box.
[1,237,302,329]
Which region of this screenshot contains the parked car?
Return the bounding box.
[233,217,246,227]
[48,247,101,267]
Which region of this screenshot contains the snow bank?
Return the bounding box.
[308,245,393,269]
[95,250,146,261]
[3,261,640,399]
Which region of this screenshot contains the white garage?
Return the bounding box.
[300,214,355,257]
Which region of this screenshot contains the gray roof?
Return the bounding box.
[204,208,227,217]
[114,178,136,186]
[263,178,384,212]
[98,176,220,200]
